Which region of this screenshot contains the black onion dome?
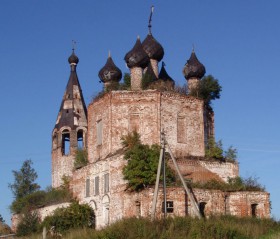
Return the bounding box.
[124,37,149,68]
[68,50,79,64]
[183,51,206,80]
[142,34,164,61]
[98,55,122,83]
[159,62,174,82]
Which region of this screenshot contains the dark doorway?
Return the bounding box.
[199,202,207,217]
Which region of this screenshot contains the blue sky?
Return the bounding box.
[0,1,279,224]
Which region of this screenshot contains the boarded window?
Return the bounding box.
[177,116,187,143]
[162,201,174,213]
[129,114,140,132]
[95,176,99,195]
[97,120,103,145]
[104,173,109,193]
[85,179,90,197]
[62,130,70,155]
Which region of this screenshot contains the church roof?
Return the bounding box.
[158,62,174,82]
[142,34,164,61]
[183,51,206,80]
[68,50,79,65]
[98,54,122,83]
[54,50,87,130]
[124,37,150,68]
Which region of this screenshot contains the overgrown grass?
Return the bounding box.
[18,216,280,239]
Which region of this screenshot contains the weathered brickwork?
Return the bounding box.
[46,46,271,230]
[48,89,271,229]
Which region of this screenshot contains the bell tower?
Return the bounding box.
[52,49,88,188]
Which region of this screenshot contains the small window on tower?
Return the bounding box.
[62,130,70,155]
[77,129,84,148]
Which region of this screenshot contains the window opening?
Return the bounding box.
[94,176,99,195]
[162,201,174,213]
[85,179,90,197]
[104,173,109,193]
[62,130,70,155]
[77,129,84,148]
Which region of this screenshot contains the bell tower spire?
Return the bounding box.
[52,47,88,188]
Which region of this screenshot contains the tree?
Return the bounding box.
[122,132,175,191]
[205,137,223,159]
[224,146,238,162]
[0,214,4,224]
[189,75,222,107]
[9,159,40,200]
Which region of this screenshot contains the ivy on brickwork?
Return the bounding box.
[122,131,175,191]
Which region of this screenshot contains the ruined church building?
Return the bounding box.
[51,10,270,229]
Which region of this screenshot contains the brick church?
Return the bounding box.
[50,16,270,228]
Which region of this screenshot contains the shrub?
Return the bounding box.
[16,211,40,236]
[189,75,222,107]
[224,146,238,162]
[74,148,88,169]
[191,176,265,192]
[205,137,223,159]
[42,201,95,233]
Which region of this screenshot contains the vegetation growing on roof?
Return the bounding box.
[191,176,265,192]
[205,137,238,163]
[189,75,222,109]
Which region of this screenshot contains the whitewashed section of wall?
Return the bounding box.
[199,161,239,182]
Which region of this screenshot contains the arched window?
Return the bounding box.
[62,129,70,155]
[77,129,84,148]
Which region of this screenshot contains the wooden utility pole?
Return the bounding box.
[151,131,201,219]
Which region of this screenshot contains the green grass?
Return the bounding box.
[18,216,280,239]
